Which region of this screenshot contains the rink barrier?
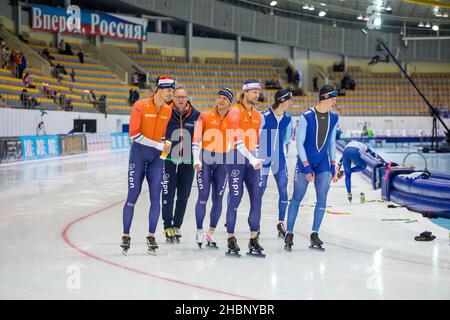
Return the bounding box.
[20,135,60,161]
[380,167,450,219]
[59,134,87,156]
[0,137,22,163]
[111,132,131,150]
[0,133,130,163]
[85,133,112,153]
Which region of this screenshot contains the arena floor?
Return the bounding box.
[0,148,449,299]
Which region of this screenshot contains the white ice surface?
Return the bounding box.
[0,149,449,300]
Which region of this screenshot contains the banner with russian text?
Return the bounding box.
[31,5,147,41]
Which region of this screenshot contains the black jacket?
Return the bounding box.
[165,101,200,164]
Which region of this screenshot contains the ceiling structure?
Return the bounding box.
[223,0,450,31]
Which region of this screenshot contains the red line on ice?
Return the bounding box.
[61,199,256,300]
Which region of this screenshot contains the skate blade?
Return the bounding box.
[278,234,286,239]
[225,251,241,258]
[246,252,266,258]
[206,243,219,249]
[309,245,325,251]
[147,249,158,255]
[121,249,129,256]
[284,246,292,252]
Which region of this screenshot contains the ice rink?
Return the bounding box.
[0,148,449,300]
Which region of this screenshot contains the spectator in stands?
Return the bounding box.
[77,50,84,64]
[265,79,282,90]
[340,75,356,91]
[2,46,9,68]
[9,50,15,73]
[30,95,40,109]
[290,86,305,96]
[0,37,5,48]
[23,72,35,89]
[58,39,66,54]
[65,97,73,111]
[19,52,27,79]
[293,70,300,88]
[18,34,28,44]
[312,75,319,92]
[42,83,52,98]
[333,60,345,72]
[52,90,59,104]
[0,94,6,108]
[138,73,147,89]
[20,89,31,109]
[88,90,97,108]
[53,63,67,81]
[58,93,66,108]
[65,42,73,55]
[128,88,133,105]
[285,65,293,84]
[70,68,76,82]
[13,51,22,78]
[128,88,139,105]
[41,48,55,62]
[98,94,107,117]
[132,71,139,86]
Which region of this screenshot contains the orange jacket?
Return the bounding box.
[227,102,262,152]
[129,96,173,142]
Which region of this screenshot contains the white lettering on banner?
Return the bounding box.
[124,24,133,39]
[100,20,108,36]
[67,5,81,33]
[32,6,147,40]
[32,7,42,29]
[91,14,100,34]
[48,139,57,155]
[134,25,142,39]
[117,23,124,37]
[51,15,58,31]
[43,15,51,30]
[24,140,34,158]
[109,21,116,37]
[36,139,46,157]
[58,16,67,33]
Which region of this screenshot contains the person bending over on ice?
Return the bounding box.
[336,140,387,202]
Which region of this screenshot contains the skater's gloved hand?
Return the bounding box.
[303,163,314,176]
[330,161,336,177]
[250,157,264,170]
